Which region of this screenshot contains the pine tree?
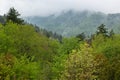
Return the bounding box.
[5,7,24,24]
[96,24,108,36]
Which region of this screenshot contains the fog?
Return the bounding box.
[0,0,120,16]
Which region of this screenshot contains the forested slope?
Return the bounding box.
[0,8,120,80]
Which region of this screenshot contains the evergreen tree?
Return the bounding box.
[5,7,24,24]
[96,24,108,36]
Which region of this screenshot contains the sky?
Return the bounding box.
[0,0,120,16]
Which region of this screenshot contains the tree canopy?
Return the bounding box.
[0,8,120,80]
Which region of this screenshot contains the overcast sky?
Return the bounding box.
[0,0,120,16]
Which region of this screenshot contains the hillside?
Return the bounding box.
[24,10,120,36]
[1,7,120,80]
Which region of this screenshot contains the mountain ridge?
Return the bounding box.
[10,11,120,36]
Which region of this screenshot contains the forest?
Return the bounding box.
[0,8,120,80]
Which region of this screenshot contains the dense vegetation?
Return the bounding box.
[0,8,120,80]
[25,10,120,36]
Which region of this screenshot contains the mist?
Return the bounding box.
[1,0,120,16]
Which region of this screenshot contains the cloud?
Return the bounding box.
[1,0,120,16]
[0,0,10,15]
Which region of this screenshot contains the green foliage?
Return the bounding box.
[51,37,80,80]
[91,34,120,80]
[0,22,40,57]
[0,22,60,79]
[0,54,39,80]
[1,22,58,58]
[60,43,98,80]
[96,54,120,80]
[92,34,120,58]
[51,51,67,80]
[93,54,108,80]
[1,8,120,80]
[59,37,80,54]
[13,55,39,80]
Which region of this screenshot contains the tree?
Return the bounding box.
[5,7,24,24]
[96,24,108,37]
[60,43,98,80]
[76,32,86,41]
